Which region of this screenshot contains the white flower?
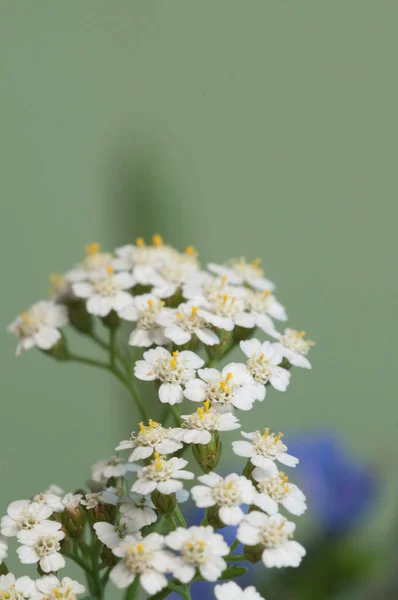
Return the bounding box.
[62,494,83,511]
[184,363,256,412]
[166,526,229,583]
[8,301,68,356]
[1,501,54,538]
[208,258,275,292]
[237,511,306,568]
[0,538,7,563]
[182,274,253,331]
[0,573,36,599]
[134,348,204,405]
[244,289,286,322]
[31,491,64,513]
[65,242,113,282]
[81,488,118,510]
[91,456,137,483]
[215,582,265,600]
[17,521,65,573]
[131,454,194,495]
[252,466,307,516]
[119,494,157,531]
[191,473,256,525]
[72,266,134,317]
[232,430,299,470]
[94,521,143,549]
[271,329,315,369]
[156,303,219,346]
[116,420,183,461]
[240,340,291,400]
[112,243,161,286]
[171,401,241,444]
[120,295,169,347]
[110,533,174,594]
[35,575,85,600]
[44,484,64,497]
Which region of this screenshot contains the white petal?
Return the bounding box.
[40,552,65,572]
[164,325,191,345]
[140,570,168,595]
[110,563,135,589]
[195,328,219,346]
[159,383,183,405]
[199,556,226,581]
[129,328,153,347]
[219,505,244,525]
[156,480,182,494]
[183,379,207,402]
[232,441,254,457]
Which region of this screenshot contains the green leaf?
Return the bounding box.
[219,565,248,580]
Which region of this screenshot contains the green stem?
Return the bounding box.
[123,575,140,599]
[166,514,176,530]
[229,539,240,553]
[109,329,117,369]
[226,554,248,562]
[170,404,181,426]
[173,505,187,528]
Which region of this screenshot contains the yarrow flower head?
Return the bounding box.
[66,242,113,282]
[134,347,204,405]
[208,258,276,292]
[166,525,229,583]
[35,575,85,600]
[172,401,241,444]
[191,472,256,525]
[271,328,315,369]
[240,339,291,400]
[72,266,134,317]
[156,303,219,346]
[237,511,306,568]
[119,494,157,531]
[233,429,299,470]
[215,582,265,600]
[91,456,138,483]
[131,454,194,495]
[8,302,68,356]
[184,363,256,412]
[93,520,143,550]
[116,420,183,461]
[0,573,35,600]
[252,465,307,516]
[110,533,174,594]
[1,501,54,538]
[120,294,169,348]
[17,521,65,573]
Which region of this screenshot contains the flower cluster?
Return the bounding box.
[6,236,315,599]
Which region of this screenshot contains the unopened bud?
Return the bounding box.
[192,432,222,473]
[101,310,121,330]
[62,506,86,538]
[67,299,93,334]
[244,543,263,564]
[41,334,68,361]
[205,505,224,530]
[205,330,234,360]
[0,562,8,576]
[100,545,118,566]
[89,504,115,525]
[233,325,256,343]
[151,490,176,516]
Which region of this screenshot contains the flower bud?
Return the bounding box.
[205,330,234,360]
[243,543,263,564]
[101,310,121,330]
[66,299,93,334]
[205,505,224,530]
[89,504,115,525]
[0,563,8,576]
[233,325,256,343]
[62,506,86,539]
[242,459,255,481]
[151,490,176,516]
[41,334,68,361]
[192,432,222,473]
[100,545,118,567]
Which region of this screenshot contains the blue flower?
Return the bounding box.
[287,431,376,535]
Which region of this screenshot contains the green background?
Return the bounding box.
[0,0,396,590]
